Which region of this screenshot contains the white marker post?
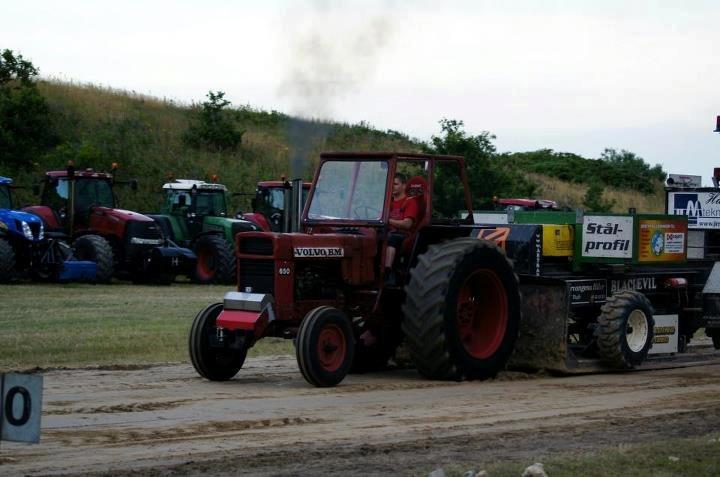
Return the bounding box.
[0,373,43,445]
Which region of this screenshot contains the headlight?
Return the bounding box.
[38,222,44,240]
[130,237,163,245]
[21,221,33,240]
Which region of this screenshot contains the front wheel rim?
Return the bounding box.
[317,324,346,372]
[626,309,649,352]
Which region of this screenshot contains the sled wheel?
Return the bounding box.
[296,306,355,387]
[0,238,17,283]
[193,235,236,284]
[402,238,521,380]
[597,291,655,369]
[189,302,246,381]
[72,234,114,283]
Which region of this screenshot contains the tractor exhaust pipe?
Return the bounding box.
[291,178,303,233]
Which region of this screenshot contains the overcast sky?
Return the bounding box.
[5,0,720,183]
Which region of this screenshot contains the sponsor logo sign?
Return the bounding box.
[293,247,344,258]
[637,218,687,263]
[668,191,720,229]
[567,279,607,305]
[610,277,657,294]
[610,277,657,295]
[648,315,679,355]
[581,216,633,259]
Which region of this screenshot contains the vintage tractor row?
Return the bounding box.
[189,152,720,388]
[23,165,195,283]
[0,176,96,282]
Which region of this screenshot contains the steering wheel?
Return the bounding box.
[353,205,381,219]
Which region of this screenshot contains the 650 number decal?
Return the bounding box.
[278,267,291,276]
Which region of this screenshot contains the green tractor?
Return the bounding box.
[148,179,260,284]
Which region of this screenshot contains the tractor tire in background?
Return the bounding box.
[189,302,247,381]
[72,234,114,283]
[711,330,720,350]
[193,235,236,284]
[0,238,17,283]
[296,306,355,387]
[402,238,521,381]
[596,291,655,369]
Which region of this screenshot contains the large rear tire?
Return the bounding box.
[0,238,17,283]
[72,234,114,283]
[597,291,655,369]
[296,306,355,387]
[402,238,521,380]
[192,235,236,284]
[189,302,247,381]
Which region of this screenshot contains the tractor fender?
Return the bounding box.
[216,291,276,339]
[242,212,271,232]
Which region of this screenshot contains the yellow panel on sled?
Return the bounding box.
[541,225,574,257]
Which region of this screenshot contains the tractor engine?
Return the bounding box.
[229,230,377,336]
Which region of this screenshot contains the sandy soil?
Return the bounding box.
[2,354,720,476]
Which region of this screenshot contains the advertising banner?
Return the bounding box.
[637,218,687,263]
[581,215,634,259]
[668,191,720,229]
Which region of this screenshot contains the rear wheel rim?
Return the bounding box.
[197,247,215,280]
[626,309,649,352]
[456,269,508,359]
[317,324,346,372]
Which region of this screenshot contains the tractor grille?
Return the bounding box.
[29,222,41,239]
[238,259,274,294]
[238,237,273,256]
[124,220,164,264]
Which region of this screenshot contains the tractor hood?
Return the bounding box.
[0,208,44,241]
[91,207,156,223]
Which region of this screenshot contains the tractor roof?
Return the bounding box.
[0,176,12,185]
[257,180,311,189]
[163,179,227,192]
[319,151,464,162]
[46,170,113,179]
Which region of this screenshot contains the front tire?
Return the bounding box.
[72,234,114,283]
[189,303,247,381]
[296,306,355,387]
[0,238,17,283]
[597,291,655,369]
[402,238,521,381]
[193,235,236,284]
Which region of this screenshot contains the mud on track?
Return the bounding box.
[2,355,720,476]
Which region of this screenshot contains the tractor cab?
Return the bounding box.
[39,171,116,229]
[244,180,311,232]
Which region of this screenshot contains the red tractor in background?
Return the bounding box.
[24,164,196,283]
[190,153,521,386]
[240,180,311,233]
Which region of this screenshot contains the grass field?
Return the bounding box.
[442,434,720,477]
[0,282,292,371]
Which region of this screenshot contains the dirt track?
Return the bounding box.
[2,354,720,476]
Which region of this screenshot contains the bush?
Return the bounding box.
[183,91,244,152]
[0,49,55,170]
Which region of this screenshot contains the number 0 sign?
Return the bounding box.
[1,373,43,444]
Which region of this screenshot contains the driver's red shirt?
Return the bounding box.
[390,195,420,231]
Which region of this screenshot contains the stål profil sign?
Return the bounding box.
[1,373,43,444]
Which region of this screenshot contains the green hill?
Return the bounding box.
[4,79,666,214]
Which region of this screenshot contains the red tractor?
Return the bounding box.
[189,153,521,386]
[241,180,311,232]
[24,164,196,283]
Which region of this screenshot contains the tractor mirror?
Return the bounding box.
[251,198,257,210]
[178,194,187,207]
[130,179,138,191]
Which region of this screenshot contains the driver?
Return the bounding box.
[385,173,419,284]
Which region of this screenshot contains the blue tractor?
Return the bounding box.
[0,176,95,282]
